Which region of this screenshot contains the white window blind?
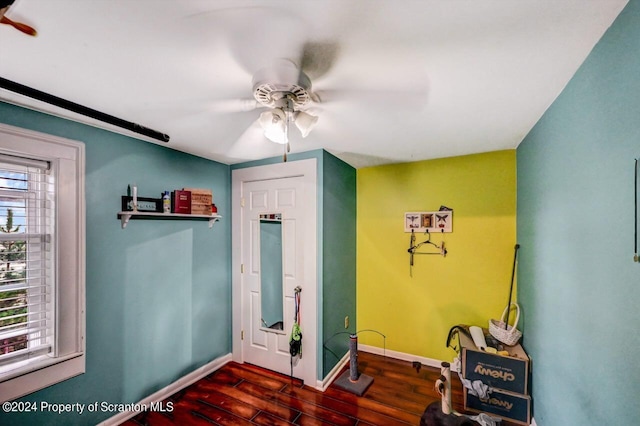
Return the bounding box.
[0,153,55,371]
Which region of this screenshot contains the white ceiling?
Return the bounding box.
[0,0,628,168]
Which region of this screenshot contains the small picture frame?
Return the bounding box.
[421,213,434,228]
[121,196,163,213]
[405,210,453,233]
[406,213,421,229]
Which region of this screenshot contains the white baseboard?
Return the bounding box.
[531,417,537,426]
[359,344,445,369]
[317,345,443,392]
[316,351,350,391]
[97,353,232,426]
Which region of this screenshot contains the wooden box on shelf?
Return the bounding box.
[183,187,212,215]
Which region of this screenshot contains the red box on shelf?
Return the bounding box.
[171,190,191,214]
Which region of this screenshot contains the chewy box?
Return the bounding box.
[464,387,531,426]
[459,329,529,395]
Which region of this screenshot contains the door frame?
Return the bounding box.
[231,158,317,387]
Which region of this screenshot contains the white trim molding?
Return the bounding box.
[318,345,442,391]
[0,123,86,402]
[316,351,350,391]
[359,344,444,369]
[97,353,232,426]
[231,158,318,387]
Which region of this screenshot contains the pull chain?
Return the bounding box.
[283,97,292,163]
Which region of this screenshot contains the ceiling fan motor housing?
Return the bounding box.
[252,59,312,109]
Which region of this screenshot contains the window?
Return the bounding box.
[0,156,54,369]
[0,124,85,402]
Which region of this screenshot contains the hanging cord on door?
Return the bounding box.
[290,286,303,378]
[295,288,301,326]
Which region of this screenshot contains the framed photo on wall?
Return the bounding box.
[404,210,452,233]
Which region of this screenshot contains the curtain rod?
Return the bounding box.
[0,76,170,143]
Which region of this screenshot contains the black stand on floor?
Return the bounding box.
[420,402,478,426]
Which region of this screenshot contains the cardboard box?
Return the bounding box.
[183,188,212,215]
[171,190,191,214]
[459,328,529,395]
[464,387,531,425]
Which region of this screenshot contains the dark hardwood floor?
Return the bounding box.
[122,352,520,425]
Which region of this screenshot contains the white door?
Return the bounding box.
[232,159,317,386]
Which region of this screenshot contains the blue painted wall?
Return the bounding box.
[0,101,231,425]
[516,1,640,424]
[321,151,356,377]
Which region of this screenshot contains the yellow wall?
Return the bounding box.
[356,150,516,361]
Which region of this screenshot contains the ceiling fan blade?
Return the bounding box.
[299,41,340,82]
[143,96,260,117]
[208,98,260,113]
[312,87,428,111]
[184,6,309,78]
[0,15,37,36]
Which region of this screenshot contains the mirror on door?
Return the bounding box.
[259,214,284,332]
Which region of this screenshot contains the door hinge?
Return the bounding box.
[240,263,244,273]
[240,197,245,207]
[241,330,244,340]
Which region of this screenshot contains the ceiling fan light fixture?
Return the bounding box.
[294,111,318,138]
[259,108,288,144]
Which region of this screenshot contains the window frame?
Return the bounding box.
[0,123,85,402]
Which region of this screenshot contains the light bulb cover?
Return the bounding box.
[259,108,288,144]
[294,111,319,138]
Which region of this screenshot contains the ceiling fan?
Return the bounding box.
[198,36,339,162]
[0,0,37,36]
[215,41,424,162]
[181,6,426,162]
[250,58,321,159]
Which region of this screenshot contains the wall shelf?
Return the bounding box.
[117,211,222,229]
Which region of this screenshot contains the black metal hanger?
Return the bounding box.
[408,229,447,276]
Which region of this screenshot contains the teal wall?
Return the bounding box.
[0,102,231,425]
[516,1,640,424]
[232,150,357,379]
[321,151,356,377]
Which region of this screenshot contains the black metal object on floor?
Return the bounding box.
[420,401,479,426]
